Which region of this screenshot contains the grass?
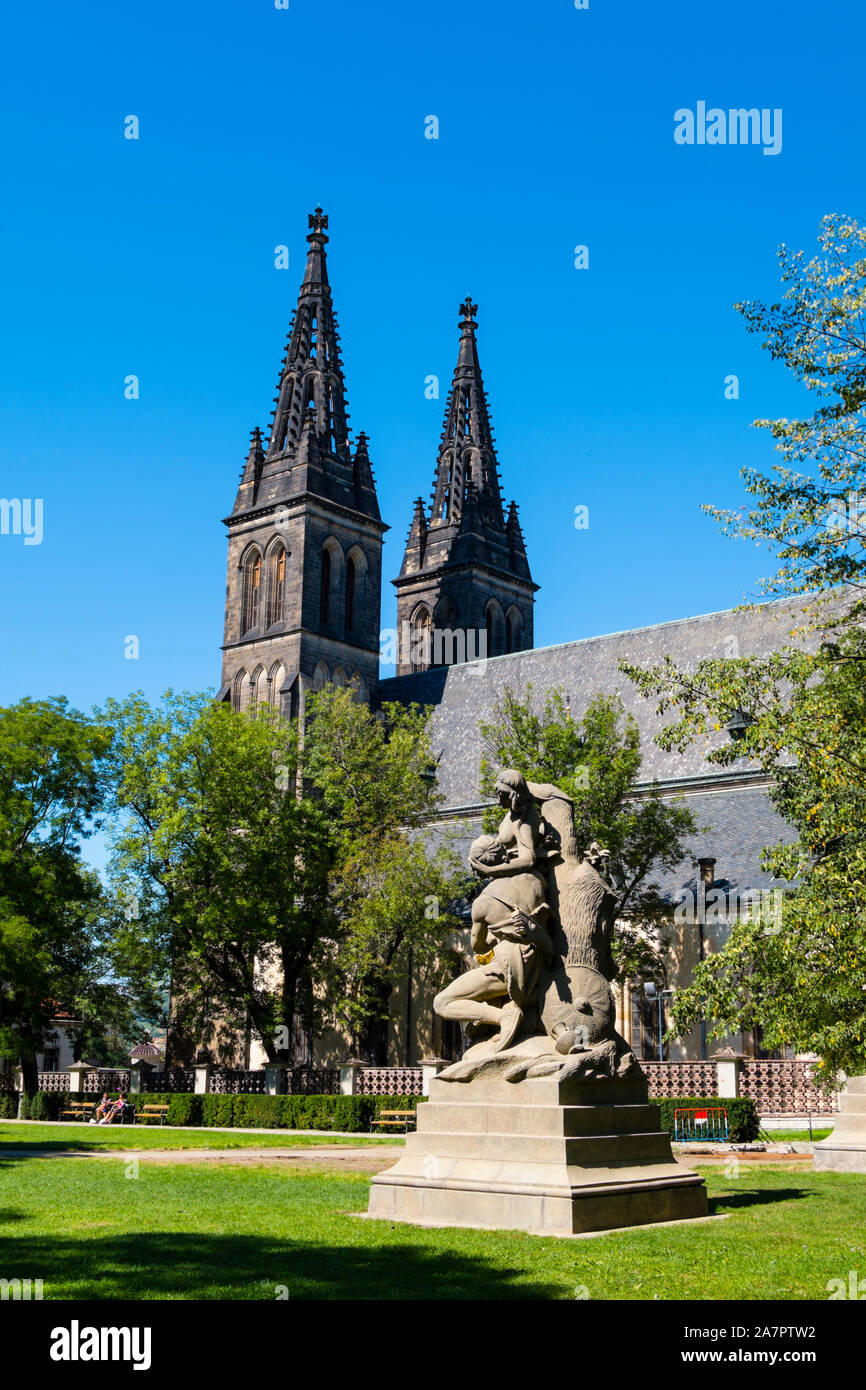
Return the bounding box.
[0,1122,401,1152]
[759,1129,833,1143]
[0,1146,863,1299]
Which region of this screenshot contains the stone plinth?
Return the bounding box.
[367,1072,708,1236]
[814,1075,866,1173]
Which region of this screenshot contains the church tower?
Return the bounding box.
[393,298,536,675]
[220,209,387,716]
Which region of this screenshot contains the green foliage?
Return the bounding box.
[478,685,698,982]
[717,213,866,602]
[621,216,866,1082]
[0,696,142,1089]
[102,690,335,1063]
[201,1094,235,1128]
[651,1096,759,1143]
[303,687,470,1057]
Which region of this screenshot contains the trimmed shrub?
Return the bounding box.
[0,1093,18,1119]
[165,1093,202,1127]
[8,1087,428,1132]
[652,1095,759,1143]
[32,1091,69,1121]
[232,1095,284,1129]
[202,1094,234,1128]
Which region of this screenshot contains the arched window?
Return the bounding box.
[332,666,346,688]
[250,665,267,709]
[505,607,523,654]
[233,668,249,712]
[268,545,286,627]
[485,599,504,658]
[312,661,330,691]
[269,662,287,717]
[345,555,356,634]
[320,547,331,624]
[242,551,262,634]
[410,606,432,673]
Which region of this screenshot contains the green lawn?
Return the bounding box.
[760,1129,833,1143]
[0,1146,863,1299]
[0,1122,401,1151]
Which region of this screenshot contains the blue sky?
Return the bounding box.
[1,0,864,714]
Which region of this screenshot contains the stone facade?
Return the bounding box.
[219,209,386,718]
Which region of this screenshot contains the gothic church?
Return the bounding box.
[219,209,534,716]
[218,210,796,1068]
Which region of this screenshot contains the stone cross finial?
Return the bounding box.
[308,206,329,233]
[459,296,478,323]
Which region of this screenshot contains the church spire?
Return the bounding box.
[392,297,536,675]
[429,298,505,530]
[264,206,352,474]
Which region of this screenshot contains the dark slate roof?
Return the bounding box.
[420,783,794,905]
[378,596,810,809]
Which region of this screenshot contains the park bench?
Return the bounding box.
[371,1109,416,1133]
[134,1103,169,1126]
[59,1100,95,1122]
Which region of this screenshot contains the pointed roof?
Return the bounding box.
[398,299,531,583]
[399,497,429,577]
[229,209,383,528]
[429,298,505,530]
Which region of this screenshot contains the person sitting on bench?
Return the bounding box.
[89,1092,111,1125]
[98,1093,126,1125]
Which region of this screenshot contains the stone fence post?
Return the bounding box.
[129,1059,155,1095]
[339,1060,364,1096]
[264,1063,290,1096]
[194,1059,213,1095]
[712,1049,743,1099]
[419,1057,448,1096]
[67,1061,96,1096]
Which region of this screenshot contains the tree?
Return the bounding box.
[0,697,123,1091]
[478,686,698,983]
[303,686,468,1062]
[620,215,866,1083]
[104,691,335,1066]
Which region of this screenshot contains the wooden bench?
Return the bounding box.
[371,1109,416,1133]
[134,1104,169,1126]
[59,1100,95,1122]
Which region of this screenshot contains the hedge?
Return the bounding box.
[652,1095,759,1142]
[19,1090,424,1133]
[6,1089,760,1140]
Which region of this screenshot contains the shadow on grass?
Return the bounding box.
[708,1187,809,1214]
[0,1230,558,1300]
[0,1143,106,1158]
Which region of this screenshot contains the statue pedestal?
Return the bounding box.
[814,1075,866,1173]
[367,1072,708,1236]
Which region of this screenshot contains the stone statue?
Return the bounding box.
[434,771,554,1052]
[435,769,639,1084]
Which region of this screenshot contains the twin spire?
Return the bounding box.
[401,296,530,583]
[232,209,530,591]
[232,207,379,522]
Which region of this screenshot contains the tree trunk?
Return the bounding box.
[359,976,393,1065]
[20,1053,38,1094]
